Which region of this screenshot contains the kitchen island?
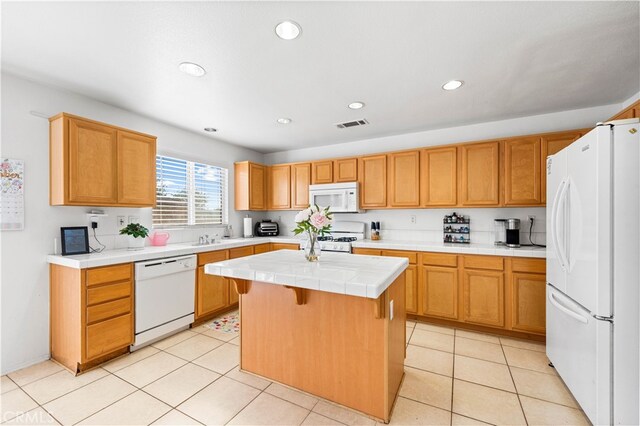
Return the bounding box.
[204,250,408,423]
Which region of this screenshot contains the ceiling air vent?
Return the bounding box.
[336,118,369,129]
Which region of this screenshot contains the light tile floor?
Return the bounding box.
[0,316,590,425]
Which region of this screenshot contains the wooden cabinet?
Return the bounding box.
[541,131,582,203]
[267,165,291,210]
[334,158,358,182]
[504,138,542,205]
[459,142,500,206]
[235,161,266,210]
[50,263,134,373]
[421,147,457,206]
[117,131,156,206]
[291,163,311,209]
[359,155,387,208]
[382,250,418,314]
[509,258,546,334]
[271,243,300,251]
[462,256,505,328]
[196,251,229,320]
[419,253,459,320]
[254,243,271,254]
[352,248,382,256]
[312,161,333,184]
[609,100,640,120]
[50,113,156,207]
[388,151,420,207]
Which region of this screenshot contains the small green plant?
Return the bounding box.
[119,223,149,239]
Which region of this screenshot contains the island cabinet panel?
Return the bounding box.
[239,275,406,422]
[267,165,291,210]
[421,147,457,206]
[334,158,358,182]
[50,263,134,374]
[382,250,418,313]
[117,131,156,206]
[234,161,266,211]
[311,160,333,184]
[459,141,500,206]
[49,113,157,207]
[359,155,387,208]
[388,151,421,207]
[541,131,583,203]
[504,138,542,206]
[291,163,311,209]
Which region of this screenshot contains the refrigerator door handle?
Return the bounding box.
[552,178,569,270]
[548,291,589,324]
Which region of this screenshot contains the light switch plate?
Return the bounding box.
[117,216,126,227]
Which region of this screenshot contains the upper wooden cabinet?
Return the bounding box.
[421,147,457,206]
[50,113,157,207]
[504,137,542,206]
[311,161,333,184]
[459,141,500,206]
[334,158,358,182]
[388,151,420,207]
[291,163,311,209]
[235,161,266,211]
[609,100,640,121]
[541,131,582,203]
[267,165,291,210]
[359,155,387,208]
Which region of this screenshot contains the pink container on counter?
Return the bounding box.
[149,231,170,246]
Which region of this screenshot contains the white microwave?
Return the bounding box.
[309,182,361,213]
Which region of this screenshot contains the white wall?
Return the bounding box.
[264,103,621,164]
[0,73,266,374]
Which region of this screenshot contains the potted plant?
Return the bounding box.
[120,223,149,250]
[293,205,332,262]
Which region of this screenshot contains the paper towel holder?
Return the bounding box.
[243,215,254,238]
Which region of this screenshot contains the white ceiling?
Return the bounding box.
[2,1,639,153]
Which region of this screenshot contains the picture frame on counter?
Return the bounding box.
[60,226,90,256]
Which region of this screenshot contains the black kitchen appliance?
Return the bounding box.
[506,218,520,248]
[254,220,279,237]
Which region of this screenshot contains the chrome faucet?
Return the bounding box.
[198,234,210,245]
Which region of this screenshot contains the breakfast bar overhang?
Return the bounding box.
[204,250,408,423]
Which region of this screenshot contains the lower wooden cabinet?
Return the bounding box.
[462,268,505,328]
[50,263,134,373]
[271,243,300,251]
[421,265,459,320]
[382,250,418,314]
[509,258,546,334]
[196,267,229,319]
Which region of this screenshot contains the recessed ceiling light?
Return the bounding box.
[178,62,206,77]
[204,127,217,132]
[275,21,302,40]
[277,118,292,124]
[442,80,463,91]
[348,101,365,110]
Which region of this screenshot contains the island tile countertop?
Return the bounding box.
[204,250,408,299]
[47,236,546,269]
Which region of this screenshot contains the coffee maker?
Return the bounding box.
[494,218,521,248]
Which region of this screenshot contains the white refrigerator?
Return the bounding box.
[546,118,639,425]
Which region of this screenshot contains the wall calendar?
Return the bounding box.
[1,159,24,231]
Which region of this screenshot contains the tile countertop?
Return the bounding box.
[47,237,546,269]
[204,250,408,299]
[352,240,547,258]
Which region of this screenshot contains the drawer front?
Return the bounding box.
[86,264,131,287]
[511,258,546,274]
[87,297,131,324]
[87,281,131,306]
[271,243,299,251]
[381,250,417,264]
[463,255,504,271]
[254,243,271,254]
[229,246,254,259]
[421,253,458,267]
[352,248,381,256]
[198,250,228,266]
[86,313,132,360]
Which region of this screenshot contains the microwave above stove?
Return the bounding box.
[309,182,362,213]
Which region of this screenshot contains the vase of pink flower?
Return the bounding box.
[294,205,333,262]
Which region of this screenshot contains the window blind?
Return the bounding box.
[153,155,228,227]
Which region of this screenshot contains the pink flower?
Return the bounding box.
[309,212,329,229]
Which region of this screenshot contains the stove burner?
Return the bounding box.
[334,237,357,242]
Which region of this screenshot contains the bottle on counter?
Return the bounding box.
[371,221,381,241]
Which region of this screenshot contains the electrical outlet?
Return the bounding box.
[528,215,536,222]
[128,216,139,224]
[410,215,416,224]
[117,216,126,227]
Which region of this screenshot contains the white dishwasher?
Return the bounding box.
[132,254,196,350]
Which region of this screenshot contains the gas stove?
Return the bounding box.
[301,221,365,253]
